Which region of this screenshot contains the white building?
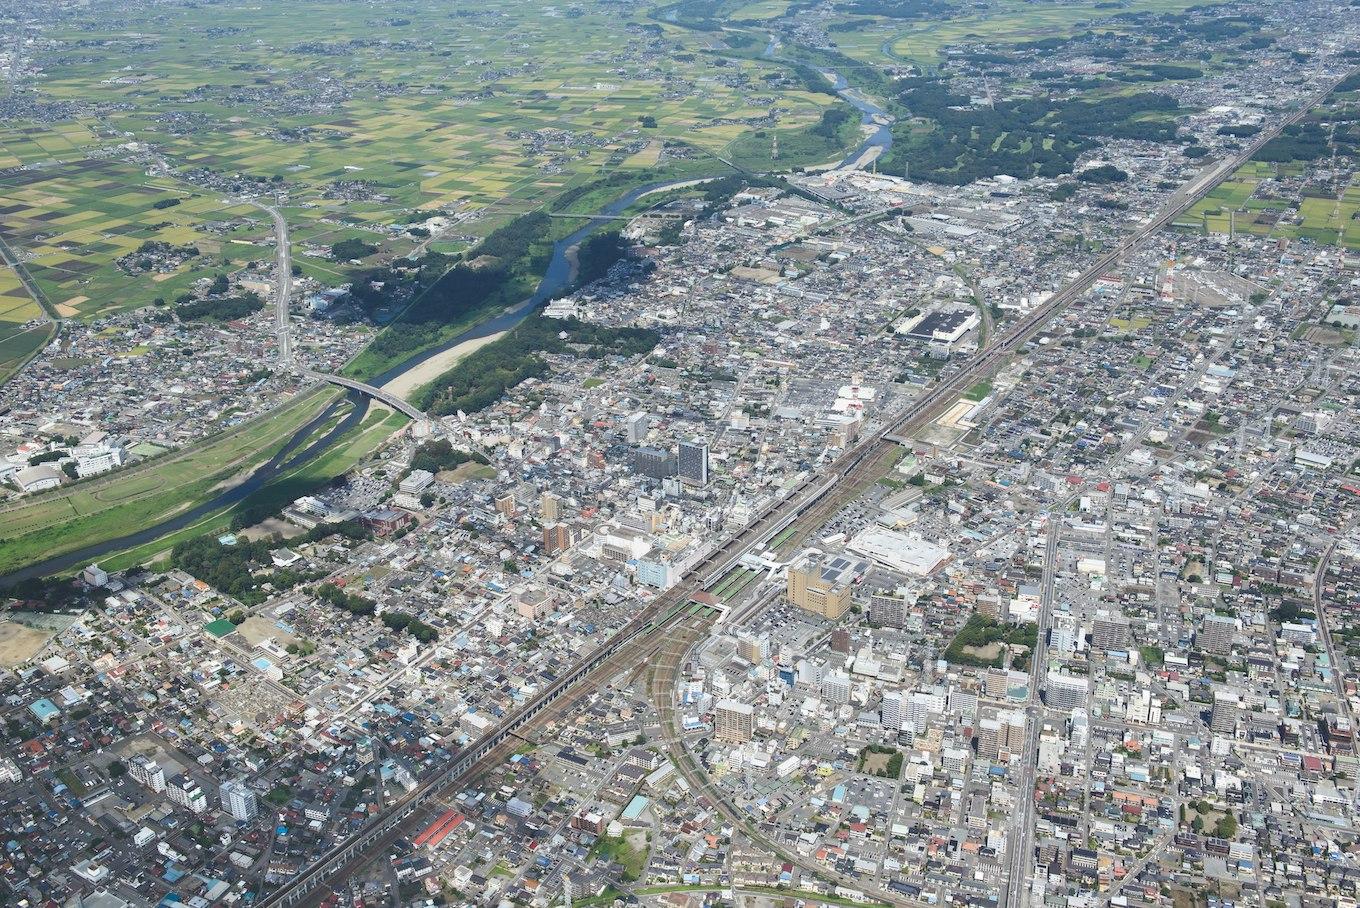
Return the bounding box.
[219,779,258,822]
[129,756,166,793]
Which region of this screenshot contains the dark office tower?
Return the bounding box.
[630,445,676,481]
[678,439,709,486]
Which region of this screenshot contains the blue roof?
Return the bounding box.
[29,699,60,721]
[621,795,650,820]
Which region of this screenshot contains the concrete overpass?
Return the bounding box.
[303,370,428,423]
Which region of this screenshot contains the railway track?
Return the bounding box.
[260,71,1351,908]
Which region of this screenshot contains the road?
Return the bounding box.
[1001,515,1061,908]
[252,201,294,369]
[1313,539,1356,729]
[257,73,1352,908]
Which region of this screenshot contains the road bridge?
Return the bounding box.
[255,71,1355,908]
[303,370,428,423]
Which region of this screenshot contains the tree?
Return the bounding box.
[331,237,379,260]
[1215,813,1238,838]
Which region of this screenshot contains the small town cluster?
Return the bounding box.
[3,1,1360,908]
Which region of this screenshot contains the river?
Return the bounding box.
[760,35,893,168]
[0,179,701,584]
[4,64,891,584]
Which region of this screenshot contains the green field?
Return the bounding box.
[1176,168,1360,251]
[0,0,855,323]
[0,387,343,575]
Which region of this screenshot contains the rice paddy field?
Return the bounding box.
[0,265,51,383]
[1175,167,1360,249]
[0,0,855,325]
[0,160,280,319]
[1174,89,1360,250]
[826,0,1231,69]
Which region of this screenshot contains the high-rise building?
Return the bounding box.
[167,775,209,814]
[795,659,824,688]
[976,710,1026,761]
[1092,612,1131,653]
[1324,715,1356,754]
[635,558,674,589]
[947,687,978,722]
[1050,613,1080,655]
[624,412,649,444]
[714,699,754,743]
[1211,689,1240,735]
[907,689,946,735]
[881,690,905,731]
[976,717,1002,760]
[943,747,969,774]
[542,521,571,555]
[630,446,676,481]
[129,756,165,793]
[495,493,517,518]
[736,632,770,664]
[822,670,852,704]
[540,492,563,522]
[999,710,1027,759]
[983,668,1010,700]
[787,555,858,620]
[1045,672,1090,712]
[678,439,709,486]
[1198,614,1237,656]
[219,779,258,823]
[869,591,909,628]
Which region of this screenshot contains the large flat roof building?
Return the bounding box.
[787,553,867,620]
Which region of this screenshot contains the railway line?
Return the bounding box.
[259,74,1348,908]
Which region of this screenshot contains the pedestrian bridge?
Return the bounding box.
[304,370,428,423]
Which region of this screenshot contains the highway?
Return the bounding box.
[255,73,1350,908]
[252,201,294,369]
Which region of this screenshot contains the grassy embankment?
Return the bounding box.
[0,386,344,576]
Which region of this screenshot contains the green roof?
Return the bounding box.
[204,619,236,638]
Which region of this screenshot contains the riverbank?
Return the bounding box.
[0,80,887,583]
[382,327,510,402]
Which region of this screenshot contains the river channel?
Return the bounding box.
[3,66,892,583]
